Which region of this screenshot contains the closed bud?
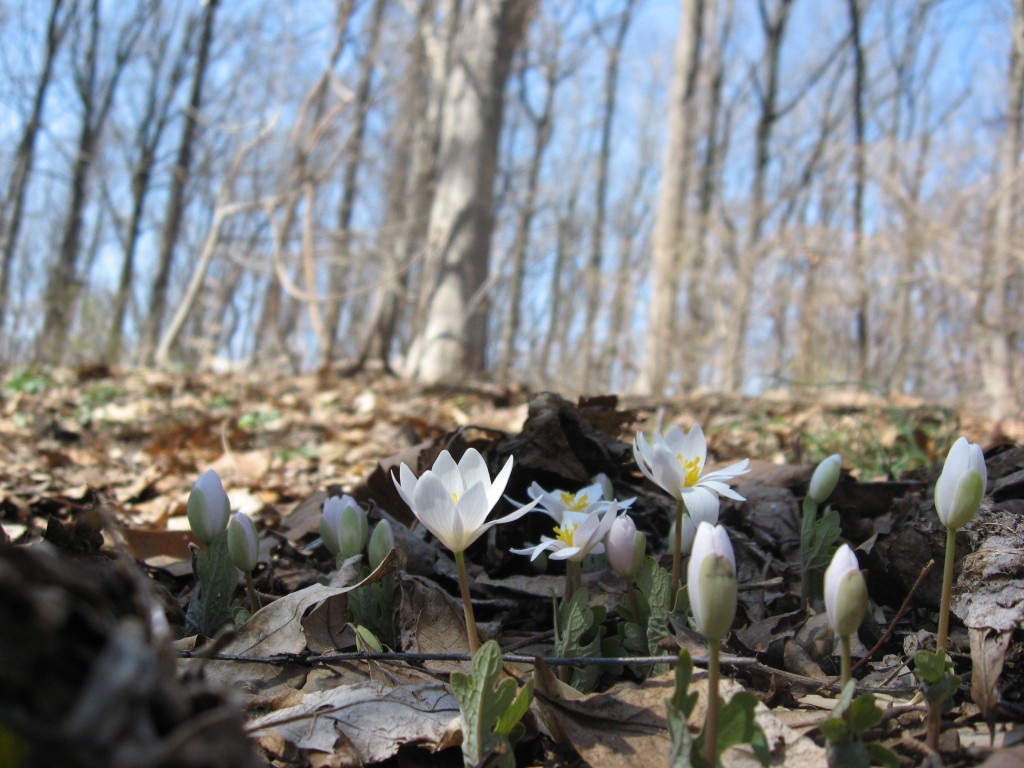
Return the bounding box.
[824,544,867,637]
[687,523,737,642]
[606,514,645,578]
[320,495,368,558]
[809,454,841,504]
[227,512,259,573]
[187,469,230,545]
[368,519,395,570]
[934,437,987,529]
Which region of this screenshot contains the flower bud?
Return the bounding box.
[592,472,615,502]
[606,514,646,578]
[808,454,841,504]
[368,519,395,570]
[824,544,867,637]
[687,522,737,642]
[320,495,368,558]
[934,437,987,529]
[227,511,259,573]
[187,469,230,545]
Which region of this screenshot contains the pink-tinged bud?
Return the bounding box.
[606,514,645,578]
[934,437,986,529]
[824,544,867,637]
[187,469,230,545]
[320,495,368,559]
[687,523,737,642]
[227,512,259,573]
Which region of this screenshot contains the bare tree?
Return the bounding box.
[0,0,71,342]
[641,0,704,394]
[37,0,150,364]
[140,0,218,365]
[404,0,534,384]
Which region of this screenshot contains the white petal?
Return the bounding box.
[411,472,459,551]
[475,496,541,546]
[651,444,684,497]
[578,481,605,502]
[394,464,417,508]
[663,425,687,453]
[704,458,750,480]
[681,485,720,523]
[458,449,492,496]
[454,481,490,544]
[487,455,515,510]
[511,538,559,561]
[431,451,462,495]
[680,424,707,469]
[699,480,746,502]
[548,546,583,561]
[967,443,988,490]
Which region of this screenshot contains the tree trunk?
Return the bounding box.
[580,0,636,387]
[38,0,147,363]
[404,0,534,384]
[0,0,69,339]
[641,0,704,395]
[141,0,218,365]
[847,0,869,382]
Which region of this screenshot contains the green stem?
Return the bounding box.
[840,633,852,688]
[565,560,581,603]
[937,527,956,655]
[705,639,721,768]
[626,579,641,626]
[928,526,958,752]
[245,571,261,613]
[454,550,480,654]
[672,500,684,591]
[800,496,818,605]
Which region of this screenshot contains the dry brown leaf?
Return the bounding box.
[246,681,458,765]
[970,627,1011,732]
[398,573,470,672]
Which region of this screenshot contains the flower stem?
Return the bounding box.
[565,560,581,603]
[937,527,956,655]
[671,500,684,591]
[840,633,852,688]
[704,638,721,768]
[245,571,261,613]
[928,526,958,751]
[626,579,641,626]
[454,550,480,654]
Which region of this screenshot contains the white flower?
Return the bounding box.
[187,469,231,545]
[687,522,737,642]
[633,423,749,522]
[934,437,987,529]
[511,504,619,562]
[525,480,634,522]
[668,500,722,556]
[393,448,537,553]
[320,495,368,559]
[824,544,867,638]
[809,454,841,504]
[227,512,259,573]
[606,514,646,577]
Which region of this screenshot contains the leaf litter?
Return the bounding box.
[2,366,1024,766]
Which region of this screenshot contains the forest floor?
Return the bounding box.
[1,365,1023,767]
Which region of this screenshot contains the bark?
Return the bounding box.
[37,0,148,364]
[980,0,1024,417]
[0,0,70,338]
[847,0,869,381]
[580,0,636,386]
[641,0,705,395]
[724,0,793,393]
[404,0,534,384]
[321,0,386,368]
[141,0,218,365]
[496,53,557,385]
[107,15,191,363]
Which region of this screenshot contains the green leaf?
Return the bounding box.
[826,740,871,768]
[347,572,396,647]
[666,651,697,768]
[846,694,882,733]
[185,529,238,636]
[819,717,849,743]
[804,507,841,573]
[867,742,900,768]
[715,691,770,765]
[555,589,605,692]
[451,641,531,768]
[913,649,949,683]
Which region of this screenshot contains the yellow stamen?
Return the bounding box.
[553,522,578,546]
[559,491,590,512]
[451,491,459,503]
[678,455,702,487]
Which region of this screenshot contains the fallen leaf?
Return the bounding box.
[970,627,1011,732]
